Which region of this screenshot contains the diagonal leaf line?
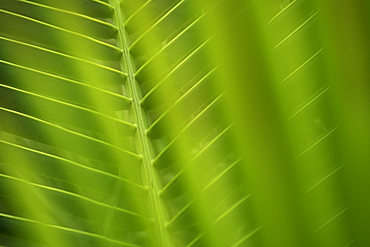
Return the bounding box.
[214,193,252,224]
[0,139,146,189]
[280,48,324,83]
[0,60,132,102]
[202,157,242,192]
[0,37,127,76]
[191,124,233,161]
[22,0,114,13]
[175,65,216,101]
[0,173,148,219]
[267,0,297,25]
[123,0,152,25]
[186,232,206,247]
[185,194,256,247]
[166,157,242,228]
[152,93,223,167]
[0,107,141,160]
[0,212,141,247]
[231,227,262,247]
[298,127,338,157]
[305,166,342,193]
[289,85,331,119]
[345,240,356,247]
[130,0,186,49]
[17,0,118,31]
[135,13,205,76]
[273,11,318,49]
[83,0,115,10]
[0,84,136,130]
[146,67,216,134]
[313,207,350,233]
[0,9,122,53]
[166,200,193,228]
[217,0,252,31]
[164,136,237,227]
[141,38,210,104]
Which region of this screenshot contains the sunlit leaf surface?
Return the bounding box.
[0,0,369,246]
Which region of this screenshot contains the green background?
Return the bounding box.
[0,0,369,246]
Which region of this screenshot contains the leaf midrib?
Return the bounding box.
[111,1,170,246]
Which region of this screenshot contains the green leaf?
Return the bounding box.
[1,0,369,246]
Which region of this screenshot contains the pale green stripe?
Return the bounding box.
[0,107,141,160]
[273,11,318,49]
[0,84,136,130]
[0,212,140,246]
[0,173,148,218]
[140,39,211,103]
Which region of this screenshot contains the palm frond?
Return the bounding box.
[1,0,369,246]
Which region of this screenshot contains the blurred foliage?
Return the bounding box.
[0,0,369,246]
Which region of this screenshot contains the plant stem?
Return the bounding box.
[110,1,170,246]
